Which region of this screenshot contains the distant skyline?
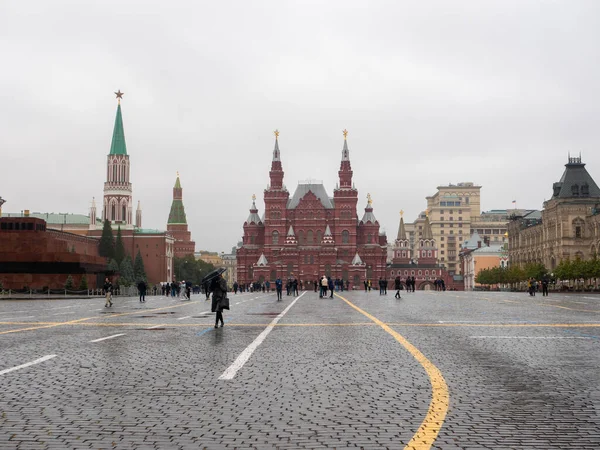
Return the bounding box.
[2,0,600,252]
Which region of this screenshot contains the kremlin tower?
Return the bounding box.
[167,173,196,257]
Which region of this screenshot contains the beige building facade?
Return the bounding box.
[508,157,600,270]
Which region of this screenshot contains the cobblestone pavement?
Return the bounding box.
[0,290,599,449]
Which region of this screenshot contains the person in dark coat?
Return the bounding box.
[211,274,228,328]
[137,279,147,303]
[275,277,283,301]
[103,277,113,308]
[327,276,334,298]
[394,277,402,299]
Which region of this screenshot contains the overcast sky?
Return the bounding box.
[2,0,600,252]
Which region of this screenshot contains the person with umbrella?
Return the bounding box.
[211,273,228,328]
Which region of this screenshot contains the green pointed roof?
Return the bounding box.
[109,103,128,155]
[168,200,187,224]
[174,176,181,189]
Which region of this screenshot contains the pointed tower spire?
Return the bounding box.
[422,212,434,240]
[168,173,187,225]
[338,129,353,189]
[109,94,127,155]
[246,194,262,224]
[396,211,407,241]
[269,130,284,189]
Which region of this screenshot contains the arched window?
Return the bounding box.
[402,251,406,258]
[112,165,117,181]
[272,230,279,245]
[298,231,304,245]
[368,234,372,244]
[432,270,436,276]
[325,264,331,276]
[316,230,322,243]
[270,270,277,281]
[111,203,116,221]
[342,230,349,244]
[122,205,126,222]
[428,251,432,257]
[287,263,293,276]
[250,235,255,244]
[307,230,314,244]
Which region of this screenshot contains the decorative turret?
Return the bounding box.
[136,200,142,228]
[351,252,364,266]
[285,226,298,245]
[102,90,133,229]
[338,129,354,189]
[551,155,600,199]
[89,197,97,230]
[393,210,411,264]
[360,193,378,225]
[257,253,268,266]
[416,211,437,264]
[246,194,262,225]
[321,225,335,244]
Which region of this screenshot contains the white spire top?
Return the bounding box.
[137,200,141,210]
[351,252,364,265]
[324,225,332,236]
[287,225,295,236]
[257,253,268,266]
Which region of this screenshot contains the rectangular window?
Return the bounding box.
[441,251,445,255]
[449,217,453,221]
[440,209,444,214]
[441,237,444,241]
[440,224,444,228]
[459,210,462,214]
[458,217,462,221]
[440,230,444,234]
[441,244,445,248]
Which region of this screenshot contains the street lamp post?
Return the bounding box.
[0,197,5,218]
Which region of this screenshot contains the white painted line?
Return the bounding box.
[147,324,165,329]
[0,355,57,375]
[469,336,591,339]
[219,292,306,380]
[90,333,126,343]
[177,316,192,321]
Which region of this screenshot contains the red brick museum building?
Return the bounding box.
[236,132,388,288]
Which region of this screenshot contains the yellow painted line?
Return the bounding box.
[386,323,600,328]
[0,317,93,335]
[335,294,448,450]
[0,301,205,335]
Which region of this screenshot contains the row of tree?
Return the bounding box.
[173,254,216,285]
[475,263,547,286]
[476,258,600,287]
[98,220,147,286]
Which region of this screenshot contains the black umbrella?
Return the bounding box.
[201,267,226,285]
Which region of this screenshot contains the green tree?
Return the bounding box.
[173,255,216,285]
[134,249,147,283]
[114,226,126,265]
[107,258,120,273]
[119,256,134,286]
[98,220,115,259]
[79,275,88,290]
[65,275,74,290]
[523,263,547,281]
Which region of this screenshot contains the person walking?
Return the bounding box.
[233,281,238,294]
[211,273,228,328]
[394,277,402,299]
[292,277,299,296]
[275,277,283,301]
[137,279,147,303]
[320,275,328,298]
[328,276,334,298]
[542,276,549,296]
[103,277,113,308]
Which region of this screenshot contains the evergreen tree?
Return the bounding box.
[120,256,134,286]
[0,279,3,291]
[134,250,147,282]
[99,220,115,259]
[107,258,120,273]
[79,275,88,290]
[65,275,74,290]
[115,226,126,265]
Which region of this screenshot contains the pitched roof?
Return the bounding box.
[109,103,127,155]
[257,254,268,266]
[421,216,434,240]
[351,252,364,265]
[396,217,407,240]
[287,183,334,210]
[246,199,262,225]
[462,231,484,250]
[552,157,600,199]
[167,200,187,224]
